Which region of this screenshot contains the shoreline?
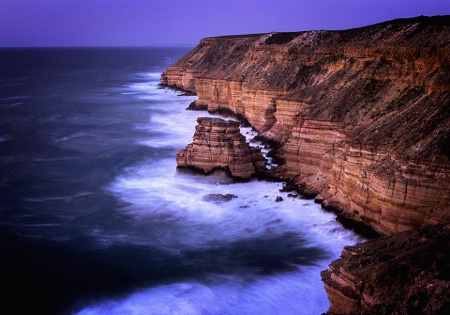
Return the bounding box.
[163,83,382,241]
[159,16,450,313]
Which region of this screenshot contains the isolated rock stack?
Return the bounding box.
[176,117,265,179]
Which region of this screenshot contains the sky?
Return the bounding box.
[1,0,449,47]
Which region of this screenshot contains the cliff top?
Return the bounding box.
[203,15,450,47]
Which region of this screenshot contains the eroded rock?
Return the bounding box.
[162,15,450,235]
[163,16,450,313]
[176,117,266,179]
[321,223,450,314]
[202,193,237,203]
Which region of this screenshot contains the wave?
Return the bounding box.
[76,267,330,315]
[53,132,99,143]
[76,68,363,315]
[137,72,162,80]
[106,155,363,250]
[23,191,94,203]
[0,96,29,101]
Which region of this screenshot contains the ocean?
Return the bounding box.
[0,47,363,315]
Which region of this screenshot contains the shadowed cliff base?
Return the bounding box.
[161,15,450,314]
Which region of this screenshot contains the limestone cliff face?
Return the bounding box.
[321,223,450,314]
[162,16,450,236]
[176,117,265,179]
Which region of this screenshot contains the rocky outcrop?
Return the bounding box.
[176,117,265,179]
[321,223,450,314]
[162,16,450,236]
[162,16,450,315]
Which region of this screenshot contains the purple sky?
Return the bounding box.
[1,0,449,47]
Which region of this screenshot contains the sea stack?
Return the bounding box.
[176,117,265,179]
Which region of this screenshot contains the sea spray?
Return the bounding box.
[0,48,363,315]
[78,60,364,314]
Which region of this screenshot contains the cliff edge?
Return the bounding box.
[161,15,450,236]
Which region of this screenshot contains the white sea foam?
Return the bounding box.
[126,74,193,102]
[240,125,278,168]
[127,81,201,148]
[122,79,360,238]
[81,72,364,315]
[128,82,160,93]
[108,158,362,252]
[139,72,162,80]
[77,267,330,315]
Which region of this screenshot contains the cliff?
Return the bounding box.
[321,223,450,314]
[161,15,450,236]
[176,117,265,179]
[162,16,450,314]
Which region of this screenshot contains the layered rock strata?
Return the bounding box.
[321,223,450,314]
[176,117,265,179]
[162,16,450,236]
[163,16,450,313]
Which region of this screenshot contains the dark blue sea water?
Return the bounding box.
[0,47,363,315]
